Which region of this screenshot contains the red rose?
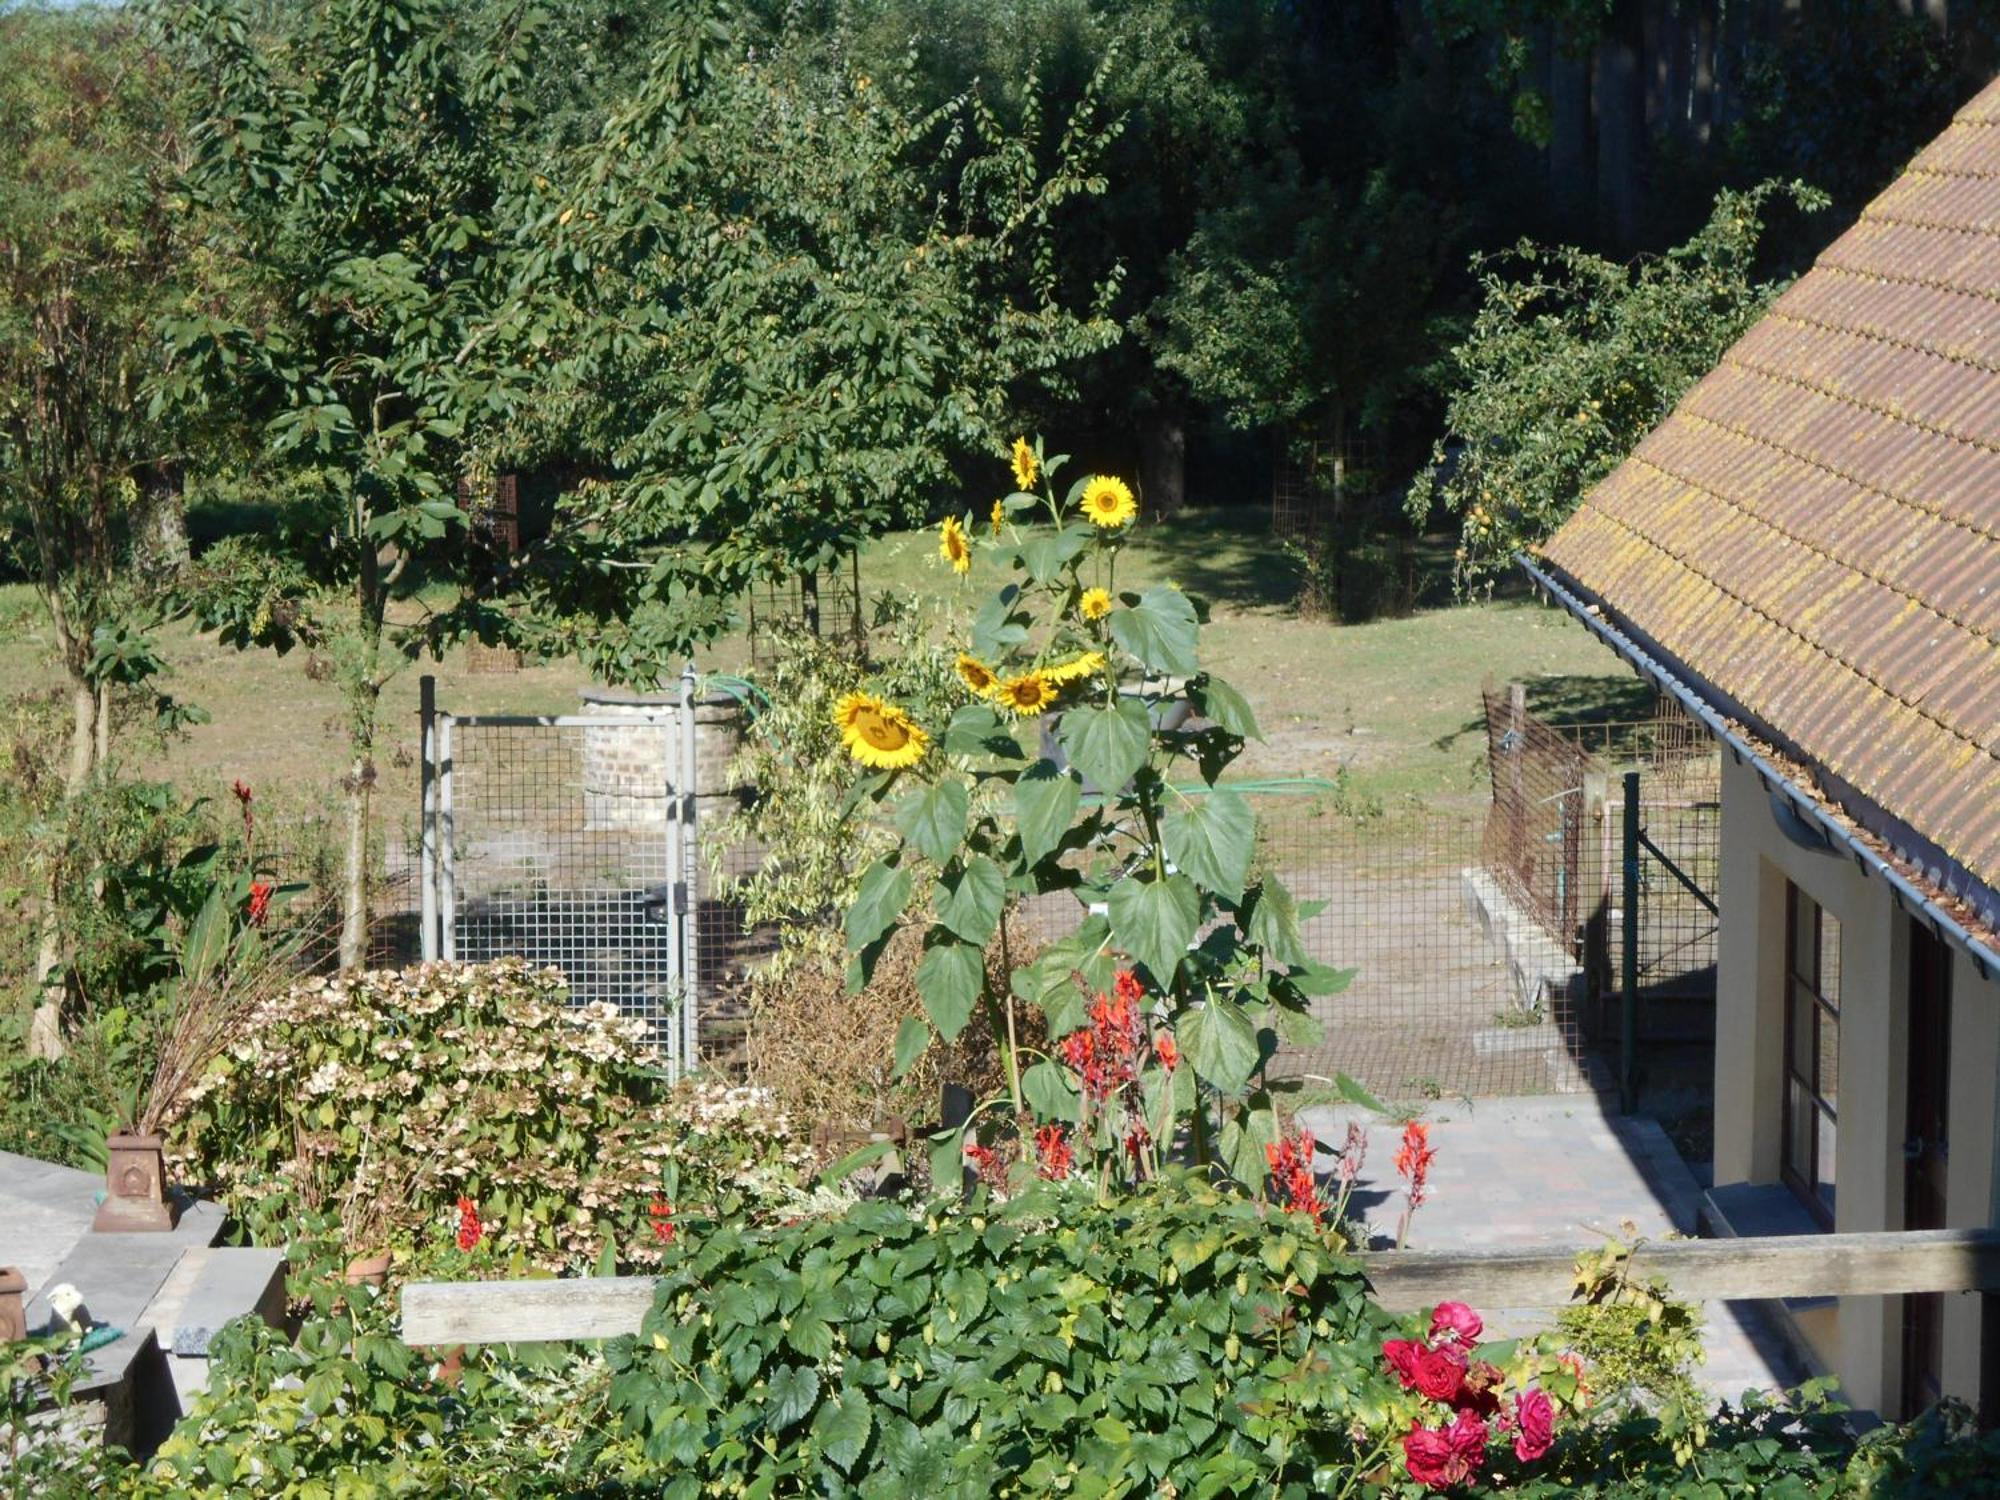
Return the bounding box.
[1383,1337,1425,1389]
[1511,1388,1555,1462]
[1413,1344,1469,1403]
[1430,1300,1484,1346]
[1402,1411,1486,1491]
[1448,1407,1488,1467]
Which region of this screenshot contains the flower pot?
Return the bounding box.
[343,1250,392,1287]
[91,1131,179,1233]
[0,1267,26,1342]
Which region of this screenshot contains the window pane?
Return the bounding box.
[1819,1003,1839,1116]
[1817,1102,1837,1194]
[1786,1078,1813,1181]
[1819,911,1841,1013]
[1790,887,1816,981]
[1791,983,1815,1078]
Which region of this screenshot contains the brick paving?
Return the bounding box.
[1297,1096,1808,1405]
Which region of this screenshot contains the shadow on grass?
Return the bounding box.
[1140,508,1300,612]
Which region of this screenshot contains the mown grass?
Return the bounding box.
[0,507,1636,833]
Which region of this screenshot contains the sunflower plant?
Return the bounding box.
[837,437,1361,1197]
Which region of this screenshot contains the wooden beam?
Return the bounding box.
[400,1228,2000,1346]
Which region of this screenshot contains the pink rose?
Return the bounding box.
[1413,1344,1469,1403]
[1429,1300,1484,1346]
[1383,1337,1425,1390]
[1511,1387,1555,1462]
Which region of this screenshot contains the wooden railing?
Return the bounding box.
[400,1227,2000,1346]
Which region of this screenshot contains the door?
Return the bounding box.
[1902,923,1953,1417]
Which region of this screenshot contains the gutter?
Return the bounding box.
[1517,553,2000,987]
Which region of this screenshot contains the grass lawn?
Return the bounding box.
[0,507,1635,835]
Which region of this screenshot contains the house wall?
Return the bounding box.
[1712,750,2000,1417]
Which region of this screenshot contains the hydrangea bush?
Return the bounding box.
[163,959,822,1273]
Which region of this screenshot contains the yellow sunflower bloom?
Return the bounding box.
[1046,650,1107,684]
[1078,586,1112,621]
[955,653,998,696]
[1079,475,1137,529]
[993,670,1058,717]
[990,497,1005,538]
[1010,436,1039,491]
[833,691,929,770]
[938,515,971,575]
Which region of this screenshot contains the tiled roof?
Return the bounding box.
[1539,76,2000,901]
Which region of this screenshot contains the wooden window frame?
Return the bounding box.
[1781,882,1839,1227]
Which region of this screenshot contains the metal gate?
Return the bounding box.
[417,670,701,1077]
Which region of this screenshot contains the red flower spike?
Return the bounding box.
[455,1195,483,1251]
[1266,1129,1325,1225]
[247,879,273,928]
[1034,1123,1073,1181]
[648,1197,676,1244]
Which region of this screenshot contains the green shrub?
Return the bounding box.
[605,1175,1404,1494]
[163,959,823,1274]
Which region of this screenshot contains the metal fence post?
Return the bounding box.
[419,675,438,963]
[439,714,457,962]
[679,663,700,1073]
[1621,770,1641,1113]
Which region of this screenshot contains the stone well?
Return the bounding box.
[579,686,743,833]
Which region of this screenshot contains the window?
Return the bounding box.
[1782,883,1840,1224]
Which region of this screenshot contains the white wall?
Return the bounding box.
[1712,750,2000,1416]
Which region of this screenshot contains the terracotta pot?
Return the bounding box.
[0,1267,26,1343]
[343,1250,392,1287]
[91,1131,179,1233]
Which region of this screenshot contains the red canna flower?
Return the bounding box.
[1034,1123,1073,1181]
[455,1195,483,1251]
[1154,1032,1178,1072]
[1265,1129,1325,1225]
[247,879,274,927]
[648,1197,676,1244]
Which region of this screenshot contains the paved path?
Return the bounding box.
[1297,1096,1807,1405]
[1,1148,102,1293]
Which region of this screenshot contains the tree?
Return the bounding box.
[161,0,529,967]
[1406,179,1823,585]
[0,7,196,1053]
[476,2,1121,680]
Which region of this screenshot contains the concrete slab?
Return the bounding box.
[1299,1095,1808,1405]
[0,1149,102,1293]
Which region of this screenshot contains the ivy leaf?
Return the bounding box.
[892,1016,931,1080]
[1161,787,1255,902]
[1244,875,1309,968]
[895,778,969,865]
[1109,586,1198,677]
[1179,997,1260,1093]
[1014,759,1081,867]
[1022,1059,1080,1123]
[844,859,910,954]
[933,856,1004,945]
[1190,674,1262,740]
[812,1390,873,1475]
[1059,699,1150,796]
[916,938,984,1040]
[1107,873,1199,989]
[765,1364,820,1432]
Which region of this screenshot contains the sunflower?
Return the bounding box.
[1079,475,1137,529]
[938,515,971,575]
[1046,650,1107,684]
[1078,586,1112,621]
[833,691,929,770]
[990,497,1005,538]
[993,670,1058,717]
[1010,436,1039,491]
[955,653,998,696]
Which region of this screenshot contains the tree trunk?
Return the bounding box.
[1139,410,1187,520]
[339,748,373,971]
[1662,0,1692,143]
[1549,38,1594,239]
[28,673,99,1060]
[134,463,190,581]
[1714,0,1745,132]
[1594,0,1648,251]
[338,529,385,971]
[1691,0,1718,146]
